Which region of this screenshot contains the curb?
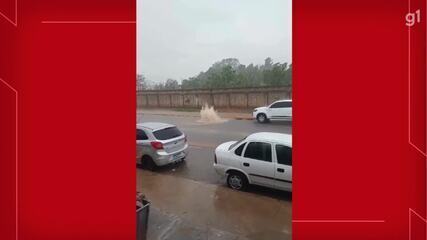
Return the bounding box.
[234,117,253,120]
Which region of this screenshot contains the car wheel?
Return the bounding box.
[256,113,268,123]
[227,172,248,191]
[141,156,156,171]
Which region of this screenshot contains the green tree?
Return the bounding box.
[178,57,292,89]
[164,79,179,89]
[137,74,149,90]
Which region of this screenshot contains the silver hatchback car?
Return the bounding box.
[136,122,188,170]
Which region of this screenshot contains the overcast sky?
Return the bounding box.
[137,0,292,83]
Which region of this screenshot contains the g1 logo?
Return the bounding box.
[406,9,421,27]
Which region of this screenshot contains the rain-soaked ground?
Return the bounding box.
[137,170,291,240]
[137,112,292,240]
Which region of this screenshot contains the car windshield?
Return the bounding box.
[228,137,247,150]
[153,127,183,140]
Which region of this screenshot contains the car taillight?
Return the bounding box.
[150,141,164,150]
[214,154,217,164]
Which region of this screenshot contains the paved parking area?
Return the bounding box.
[137,170,291,240]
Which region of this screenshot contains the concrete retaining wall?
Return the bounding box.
[137,86,291,109]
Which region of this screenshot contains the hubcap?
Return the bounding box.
[258,115,265,122]
[229,175,243,189]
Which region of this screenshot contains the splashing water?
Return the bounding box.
[198,104,226,124]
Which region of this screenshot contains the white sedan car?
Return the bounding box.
[214,132,292,192]
[252,99,292,123]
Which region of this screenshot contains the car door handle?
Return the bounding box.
[243,162,250,167]
[277,168,284,173]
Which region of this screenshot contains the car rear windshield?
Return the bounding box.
[153,127,183,140]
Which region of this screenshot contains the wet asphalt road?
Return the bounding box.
[137,113,292,198]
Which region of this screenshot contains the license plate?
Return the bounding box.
[173,152,183,160]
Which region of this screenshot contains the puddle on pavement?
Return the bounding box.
[198,104,227,124]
